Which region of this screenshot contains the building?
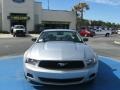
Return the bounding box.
[0,0,76,32]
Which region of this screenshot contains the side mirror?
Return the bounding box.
[83,38,88,42]
[31,37,37,42]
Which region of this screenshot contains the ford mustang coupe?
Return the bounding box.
[24,29,98,85]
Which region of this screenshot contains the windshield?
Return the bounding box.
[37,31,83,43]
[15,26,24,29]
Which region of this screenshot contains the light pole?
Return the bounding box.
[48,0,50,10]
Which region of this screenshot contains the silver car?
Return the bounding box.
[24,29,98,85]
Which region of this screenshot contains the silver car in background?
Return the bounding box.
[12,25,26,37]
[24,29,98,85]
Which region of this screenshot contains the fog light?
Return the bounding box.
[27,73,33,78]
[89,73,96,79]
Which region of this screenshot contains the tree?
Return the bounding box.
[72,2,89,30]
[73,2,89,20]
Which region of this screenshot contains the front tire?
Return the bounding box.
[90,34,94,37]
[13,34,16,37]
[105,33,110,37]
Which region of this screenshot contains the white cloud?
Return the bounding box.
[84,0,120,5]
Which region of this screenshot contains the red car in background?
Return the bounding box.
[79,27,95,37]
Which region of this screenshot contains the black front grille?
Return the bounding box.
[38,61,85,70]
[15,30,25,36]
[16,30,24,33]
[39,77,84,83]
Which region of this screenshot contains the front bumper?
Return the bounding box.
[24,62,98,85]
[14,30,26,36]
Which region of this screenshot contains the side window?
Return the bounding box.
[96,30,99,32]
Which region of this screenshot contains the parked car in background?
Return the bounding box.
[94,29,111,37]
[111,30,118,34]
[24,29,98,85]
[12,25,26,37]
[79,29,91,37]
[79,27,95,37]
[117,30,120,35]
[89,30,96,37]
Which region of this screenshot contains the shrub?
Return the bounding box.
[0,31,10,34]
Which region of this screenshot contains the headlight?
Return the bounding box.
[86,58,96,66]
[24,51,28,58]
[25,58,39,66]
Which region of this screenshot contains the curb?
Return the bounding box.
[0,34,13,39]
[114,41,120,45]
[0,34,39,39]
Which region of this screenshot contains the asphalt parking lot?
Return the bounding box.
[88,35,120,60]
[0,34,120,60]
[0,37,33,57]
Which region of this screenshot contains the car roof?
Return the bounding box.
[43,29,76,32]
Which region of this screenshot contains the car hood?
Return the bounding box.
[26,41,95,61]
[14,29,25,31]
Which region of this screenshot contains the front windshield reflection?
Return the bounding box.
[37,31,83,43]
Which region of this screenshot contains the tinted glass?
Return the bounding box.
[38,31,83,43]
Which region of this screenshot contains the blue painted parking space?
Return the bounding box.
[0,56,120,90]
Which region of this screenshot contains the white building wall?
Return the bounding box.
[2,0,34,31]
[34,2,42,25]
[0,0,76,32]
[42,10,76,30]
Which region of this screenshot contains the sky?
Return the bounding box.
[36,0,120,24]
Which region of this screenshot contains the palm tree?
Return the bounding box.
[73,3,89,20]
[72,2,89,30]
